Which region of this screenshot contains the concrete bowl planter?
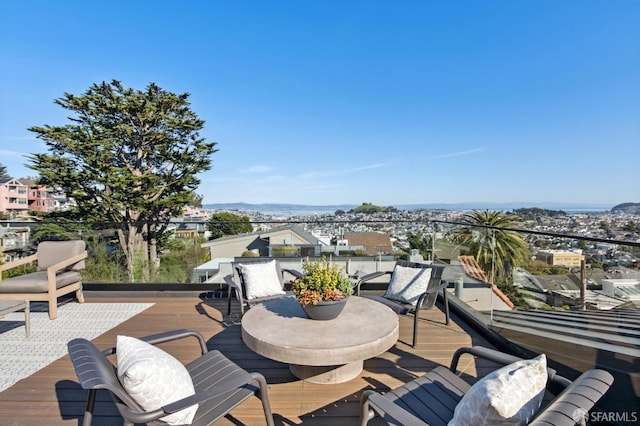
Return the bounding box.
[291,258,354,319]
[301,297,349,320]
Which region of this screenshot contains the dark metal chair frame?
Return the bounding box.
[355,260,448,347]
[360,345,614,426]
[223,258,302,316]
[68,329,275,426]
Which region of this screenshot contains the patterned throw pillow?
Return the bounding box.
[383,264,432,305]
[448,354,548,426]
[117,335,198,425]
[238,260,286,299]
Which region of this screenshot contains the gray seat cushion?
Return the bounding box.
[0,271,82,293]
[364,294,415,315]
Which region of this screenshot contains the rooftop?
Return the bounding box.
[0,293,496,425]
[1,214,638,423]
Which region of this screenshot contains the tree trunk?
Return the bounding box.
[116,225,137,283]
[142,223,150,282]
[117,218,166,283]
[149,223,160,269]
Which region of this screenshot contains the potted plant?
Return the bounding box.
[291,257,354,320]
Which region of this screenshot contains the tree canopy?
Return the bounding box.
[207,212,253,239]
[28,80,218,281]
[406,231,434,260]
[451,210,530,284]
[350,203,396,214]
[0,163,8,178]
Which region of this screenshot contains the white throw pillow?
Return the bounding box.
[117,335,198,425]
[384,264,432,305]
[238,260,285,299]
[448,354,548,426]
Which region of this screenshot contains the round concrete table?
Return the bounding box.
[241,295,399,384]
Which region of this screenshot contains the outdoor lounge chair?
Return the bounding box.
[355,260,448,347]
[0,240,87,319]
[68,329,275,426]
[360,345,614,426]
[224,258,302,315]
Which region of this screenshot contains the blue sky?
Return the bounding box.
[1,1,638,208]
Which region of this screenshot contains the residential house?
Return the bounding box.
[21,178,55,213]
[201,224,322,259]
[0,178,28,217]
[536,249,584,268]
[342,232,393,256]
[0,226,31,262]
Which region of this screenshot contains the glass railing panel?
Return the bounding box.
[1,213,638,304]
[3,211,637,416]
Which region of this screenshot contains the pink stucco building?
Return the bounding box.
[0,178,29,217]
[0,178,55,216]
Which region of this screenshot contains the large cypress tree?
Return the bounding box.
[28,80,218,282]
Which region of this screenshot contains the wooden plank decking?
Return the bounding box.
[0,295,495,425]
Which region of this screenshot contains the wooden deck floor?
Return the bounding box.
[0,295,495,425]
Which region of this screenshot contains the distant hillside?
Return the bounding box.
[611,202,640,214]
[512,207,567,218]
[203,202,358,213]
[204,202,612,213]
[395,202,611,212]
[349,203,397,214]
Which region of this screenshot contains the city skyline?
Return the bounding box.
[1,1,639,207]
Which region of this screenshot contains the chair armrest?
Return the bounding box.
[449,346,572,392]
[223,273,241,291]
[46,251,89,292]
[282,268,303,280]
[424,280,449,294]
[361,390,429,426]
[0,254,38,274]
[355,271,390,295]
[415,280,449,310]
[101,329,208,356]
[450,346,525,373]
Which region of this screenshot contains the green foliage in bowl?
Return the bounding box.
[292,257,353,305]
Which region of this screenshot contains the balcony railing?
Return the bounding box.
[1,212,638,309]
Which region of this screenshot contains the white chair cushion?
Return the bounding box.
[384,264,432,305]
[117,335,197,425]
[239,260,285,299]
[448,354,548,426]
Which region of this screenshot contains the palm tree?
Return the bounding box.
[451,210,530,284]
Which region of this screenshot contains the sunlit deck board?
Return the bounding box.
[0,295,495,425]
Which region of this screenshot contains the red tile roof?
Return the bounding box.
[458,255,514,309]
